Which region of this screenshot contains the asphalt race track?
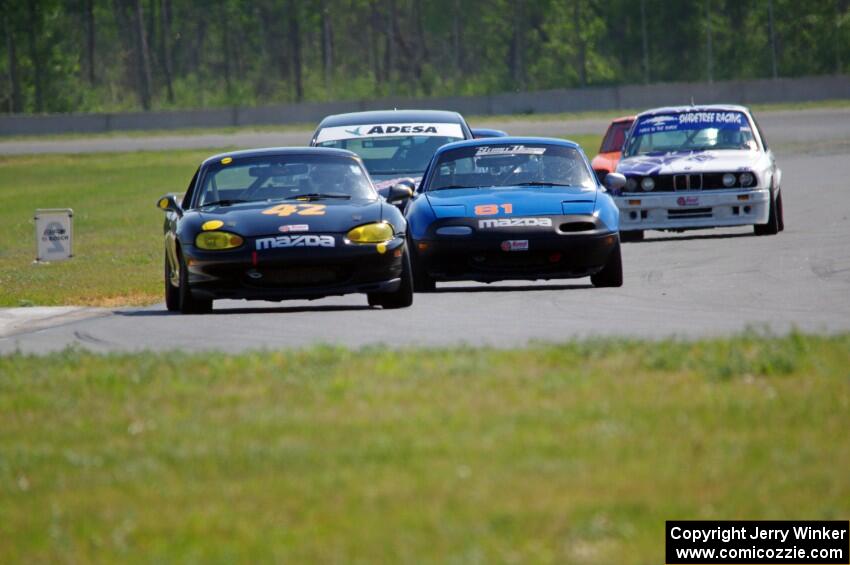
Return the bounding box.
[1,109,849,353]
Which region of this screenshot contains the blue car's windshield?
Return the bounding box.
[623,111,757,157]
[195,154,376,208]
[425,144,595,191]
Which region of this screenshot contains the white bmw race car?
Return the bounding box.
[613,104,784,240]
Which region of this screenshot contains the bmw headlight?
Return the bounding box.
[347,222,394,243]
[739,172,755,187]
[195,231,244,250]
[640,177,655,191]
[626,178,639,192]
[722,173,736,187]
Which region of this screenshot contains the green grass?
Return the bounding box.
[0,150,215,307]
[563,134,603,154]
[0,333,848,563]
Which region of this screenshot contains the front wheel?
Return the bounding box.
[410,244,437,292]
[754,190,780,236]
[368,247,414,309]
[164,251,180,311]
[177,249,213,314]
[591,240,623,288]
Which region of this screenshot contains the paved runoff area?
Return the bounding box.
[1,109,849,353]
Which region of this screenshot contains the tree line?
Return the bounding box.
[1,0,848,115]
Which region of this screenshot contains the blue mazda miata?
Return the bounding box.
[405,137,626,291]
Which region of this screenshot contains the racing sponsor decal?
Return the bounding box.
[635,111,749,136]
[279,224,310,233]
[262,203,327,217]
[676,196,700,206]
[479,217,553,228]
[255,235,335,250]
[500,240,529,252]
[315,123,464,143]
[474,203,513,216]
[475,145,546,156]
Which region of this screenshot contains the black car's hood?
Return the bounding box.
[195,199,384,237]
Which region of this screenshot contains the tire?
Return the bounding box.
[754,190,780,236]
[591,240,623,288]
[368,247,414,309]
[177,248,213,314]
[411,244,437,292]
[776,191,785,232]
[619,230,644,242]
[164,251,180,312]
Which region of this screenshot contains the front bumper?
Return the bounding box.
[615,188,769,230]
[183,236,406,301]
[413,215,618,282]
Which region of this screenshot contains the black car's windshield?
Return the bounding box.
[314,122,465,176]
[623,111,757,157]
[425,144,595,191]
[195,154,376,207]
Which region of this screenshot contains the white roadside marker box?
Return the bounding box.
[35,209,74,262]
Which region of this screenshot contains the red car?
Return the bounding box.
[591,116,635,182]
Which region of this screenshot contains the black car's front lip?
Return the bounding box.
[182,236,405,301]
[412,215,617,282]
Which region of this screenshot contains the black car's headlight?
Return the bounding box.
[346,222,394,243]
[195,231,244,250]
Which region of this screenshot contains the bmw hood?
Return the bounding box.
[617,150,762,176]
[195,200,383,237]
[425,186,597,218]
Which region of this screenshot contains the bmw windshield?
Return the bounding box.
[623,111,757,157]
[195,154,376,208]
[425,143,595,191]
[314,123,465,177]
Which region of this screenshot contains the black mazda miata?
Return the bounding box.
[157,147,414,313]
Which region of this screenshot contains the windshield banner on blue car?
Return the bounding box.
[634,111,750,136]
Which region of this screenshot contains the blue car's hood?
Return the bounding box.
[424,185,597,218]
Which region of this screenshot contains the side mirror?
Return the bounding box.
[157,194,183,215]
[603,172,626,192]
[471,128,508,139]
[387,182,414,204]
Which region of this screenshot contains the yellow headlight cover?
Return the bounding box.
[347,222,394,243]
[195,231,244,250]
